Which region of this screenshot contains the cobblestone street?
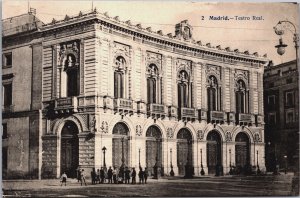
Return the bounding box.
[3,174,298,197]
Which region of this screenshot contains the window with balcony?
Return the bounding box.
[2,52,12,68]
[114,56,126,99]
[2,83,12,107]
[178,70,192,108]
[147,64,160,104]
[235,80,249,114]
[285,91,295,107]
[207,75,220,111]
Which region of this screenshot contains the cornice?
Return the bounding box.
[40,10,270,66]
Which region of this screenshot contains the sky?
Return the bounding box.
[2,1,300,65]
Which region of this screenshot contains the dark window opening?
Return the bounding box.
[208,88,216,111]
[114,71,124,98]
[3,53,12,67]
[147,78,156,103]
[286,112,294,124]
[2,147,7,170]
[285,92,294,107]
[67,69,78,97]
[3,83,12,106]
[2,123,7,139]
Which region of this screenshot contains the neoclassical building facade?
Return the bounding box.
[40,10,269,178]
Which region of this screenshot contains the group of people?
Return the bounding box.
[61,166,150,186]
[89,166,149,185]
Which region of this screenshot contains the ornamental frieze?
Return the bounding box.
[146,51,162,69]
[225,131,232,142]
[234,69,249,83]
[176,59,192,80]
[57,40,80,69]
[101,121,109,133]
[136,125,142,136]
[197,130,204,140]
[167,128,174,138]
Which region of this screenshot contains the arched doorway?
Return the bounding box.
[112,122,129,168]
[207,130,222,175]
[146,126,162,176]
[177,128,193,175]
[61,121,79,178]
[235,132,250,170]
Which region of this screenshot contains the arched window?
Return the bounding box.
[64,54,79,97]
[114,56,126,99]
[235,80,249,113]
[147,64,159,104]
[178,70,192,108]
[207,75,220,111]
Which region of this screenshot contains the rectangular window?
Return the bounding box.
[3,83,12,107]
[285,91,294,107]
[268,113,276,125]
[2,147,7,170]
[268,95,275,105]
[286,111,294,124]
[2,52,12,67]
[2,123,7,139]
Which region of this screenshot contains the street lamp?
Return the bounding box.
[138,148,141,168]
[284,155,288,174]
[274,20,299,66]
[170,148,174,176]
[102,146,107,169]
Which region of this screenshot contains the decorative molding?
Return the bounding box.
[136,125,142,136]
[197,130,204,140]
[225,131,232,142]
[101,121,109,133]
[167,128,174,138]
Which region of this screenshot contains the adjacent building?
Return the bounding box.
[2,9,269,179]
[264,60,299,172]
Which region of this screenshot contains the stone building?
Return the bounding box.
[2,9,269,179]
[2,12,44,178]
[264,60,299,172]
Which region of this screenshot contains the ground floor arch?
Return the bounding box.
[235,132,251,173]
[207,130,222,175]
[112,122,130,168]
[177,128,193,176]
[146,125,163,176]
[60,121,79,178]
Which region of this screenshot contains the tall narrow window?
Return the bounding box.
[178,70,190,108]
[114,56,126,99]
[2,123,7,139]
[64,54,79,97]
[147,64,159,104]
[235,79,248,113]
[2,52,12,67]
[3,83,12,107]
[207,75,219,111]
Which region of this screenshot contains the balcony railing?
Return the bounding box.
[208,111,225,124]
[236,113,253,126]
[114,98,133,115]
[147,103,166,119]
[180,107,197,121]
[54,97,78,113]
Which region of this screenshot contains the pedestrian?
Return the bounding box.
[60,172,67,186]
[138,167,144,184]
[77,167,81,182]
[131,167,136,184]
[107,166,113,184]
[125,167,131,184]
[96,169,101,184]
[144,167,148,184]
[100,167,105,184]
[81,169,87,186]
[91,168,96,185]
[112,167,117,184]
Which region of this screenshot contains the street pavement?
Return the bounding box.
[2,173,298,197]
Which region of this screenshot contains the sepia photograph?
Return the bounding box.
[1,1,299,197]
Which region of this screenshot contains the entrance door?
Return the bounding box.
[146,125,162,176]
[235,132,250,169]
[112,123,129,168]
[61,121,79,178]
[177,128,193,175]
[207,131,222,175]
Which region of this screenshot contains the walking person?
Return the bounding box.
[131,167,136,184]
[96,169,101,184]
[80,169,87,186]
[60,172,67,186]
[112,167,117,184]
[100,167,105,184]
[144,167,148,184]
[107,166,113,184]
[125,167,131,184]
[138,167,144,184]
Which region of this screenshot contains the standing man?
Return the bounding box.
[144,167,148,184]
[100,167,105,184]
[60,172,67,186]
[91,168,96,185]
[107,166,113,184]
[77,167,81,183]
[138,167,144,184]
[112,167,117,184]
[131,167,136,184]
[124,167,131,184]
